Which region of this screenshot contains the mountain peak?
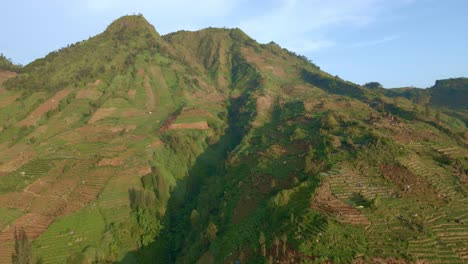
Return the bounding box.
[105,15,160,38]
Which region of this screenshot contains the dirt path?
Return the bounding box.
[18,89,71,127]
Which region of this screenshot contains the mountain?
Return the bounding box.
[0,15,467,264]
[384,78,468,110]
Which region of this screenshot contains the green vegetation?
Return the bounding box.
[0,53,21,72]
[0,14,466,264]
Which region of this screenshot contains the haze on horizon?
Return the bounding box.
[1,0,467,88]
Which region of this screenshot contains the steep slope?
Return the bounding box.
[0,15,467,264]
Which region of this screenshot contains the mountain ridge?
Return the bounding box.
[0,15,466,264]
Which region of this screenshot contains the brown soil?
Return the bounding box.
[127,89,136,100]
[311,181,370,226]
[241,47,287,78]
[75,89,102,100]
[168,121,209,130]
[0,95,19,109]
[253,95,273,127]
[0,159,118,261]
[0,70,17,84]
[18,89,71,127]
[88,107,116,124]
[121,108,145,118]
[0,212,54,263]
[159,110,182,132]
[380,164,438,199]
[0,151,35,173]
[138,166,152,176]
[97,157,125,167]
[0,192,35,211]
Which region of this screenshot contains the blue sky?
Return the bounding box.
[1,0,467,88]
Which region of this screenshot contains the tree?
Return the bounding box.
[435,110,441,123]
[206,222,218,243]
[12,227,32,264]
[190,209,201,229]
[274,236,280,257]
[281,234,288,256]
[259,231,266,257]
[425,104,431,118]
[363,82,383,90]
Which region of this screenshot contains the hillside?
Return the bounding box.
[0,54,21,73]
[0,15,467,264]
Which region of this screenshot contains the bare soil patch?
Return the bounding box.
[253,95,273,127]
[0,192,35,211]
[76,89,102,100]
[97,157,125,167]
[18,89,71,127]
[311,181,370,226]
[0,212,54,263]
[0,70,16,84]
[127,89,136,100]
[168,121,209,130]
[0,151,35,174]
[380,164,438,199]
[0,95,19,109]
[88,107,116,124]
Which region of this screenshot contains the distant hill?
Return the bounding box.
[384,78,468,110]
[430,78,468,109]
[0,15,466,264]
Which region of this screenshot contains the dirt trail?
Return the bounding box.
[18,89,71,127]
